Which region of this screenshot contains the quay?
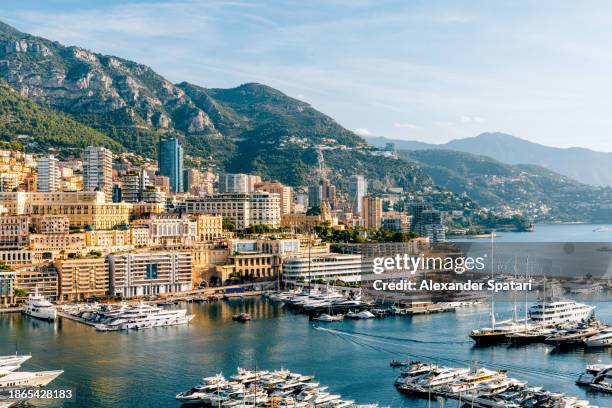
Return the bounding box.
[0,307,21,314]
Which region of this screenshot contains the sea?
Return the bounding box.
[0,224,610,408]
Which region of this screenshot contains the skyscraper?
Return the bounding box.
[158,137,184,193]
[37,155,60,192]
[362,195,382,229]
[83,146,113,201]
[308,184,323,209]
[348,175,367,215]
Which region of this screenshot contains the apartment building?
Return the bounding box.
[108,251,192,297]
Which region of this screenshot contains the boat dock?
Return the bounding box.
[0,307,21,314]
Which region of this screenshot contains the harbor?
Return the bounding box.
[0,296,609,407]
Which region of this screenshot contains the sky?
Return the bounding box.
[2,0,612,151]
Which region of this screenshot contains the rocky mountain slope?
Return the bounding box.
[0,21,426,190]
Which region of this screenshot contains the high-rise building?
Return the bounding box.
[158,137,184,193]
[255,181,293,215]
[348,175,367,215]
[320,179,337,209]
[120,169,150,203]
[308,185,323,209]
[362,195,383,229]
[83,146,113,201]
[37,155,61,192]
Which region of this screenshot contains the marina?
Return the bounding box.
[176,368,385,407]
[394,361,595,407]
[0,296,609,407]
[58,302,195,331]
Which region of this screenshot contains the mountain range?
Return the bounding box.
[0,21,427,191]
[1,20,612,222]
[367,133,612,187]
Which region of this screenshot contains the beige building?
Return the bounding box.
[14,263,59,301]
[184,192,281,230]
[27,192,132,230]
[85,229,134,253]
[54,257,109,301]
[255,181,293,215]
[193,214,224,241]
[0,214,30,248]
[281,201,334,229]
[35,215,70,234]
[133,213,197,246]
[362,195,383,229]
[0,249,32,265]
[29,232,86,261]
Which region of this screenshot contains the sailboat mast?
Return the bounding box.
[490,232,496,329]
[525,257,529,330]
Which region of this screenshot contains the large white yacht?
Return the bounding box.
[95,302,194,331]
[0,370,64,388]
[528,298,595,325]
[0,355,31,368]
[585,327,612,347]
[22,290,56,321]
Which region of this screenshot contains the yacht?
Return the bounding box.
[507,327,555,344]
[576,364,612,386]
[469,319,531,345]
[357,310,375,319]
[528,298,595,326]
[584,327,612,347]
[589,366,612,393]
[0,370,64,388]
[440,368,508,394]
[22,290,56,321]
[94,302,194,331]
[544,323,602,347]
[0,355,31,368]
[313,313,344,322]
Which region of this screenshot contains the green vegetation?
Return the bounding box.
[13,288,27,297]
[0,262,13,271]
[400,149,612,222]
[0,82,123,153]
[222,218,236,232]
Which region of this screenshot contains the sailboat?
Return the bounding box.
[469,241,531,345]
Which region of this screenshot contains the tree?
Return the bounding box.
[14,288,27,297]
[222,217,236,232]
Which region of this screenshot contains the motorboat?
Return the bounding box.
[584,327,612,347]
[313,313,343,322]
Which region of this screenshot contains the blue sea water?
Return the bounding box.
[0,224,610,408]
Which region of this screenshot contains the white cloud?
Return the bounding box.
[394,122,419,129]
[460,115,486,124]
[354,128,371,136]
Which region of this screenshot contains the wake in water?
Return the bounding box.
[313,325,581,381]
[313,325,471,345]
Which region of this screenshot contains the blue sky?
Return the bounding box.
[3,0,612,150]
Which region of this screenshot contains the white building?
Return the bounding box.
[37,155,61,192]
[282,253,364,283]
[184,192,280,230]
[108,251,192,297]
[219,173,261,193]
[83,146,113,201]
[135,213,197,245]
